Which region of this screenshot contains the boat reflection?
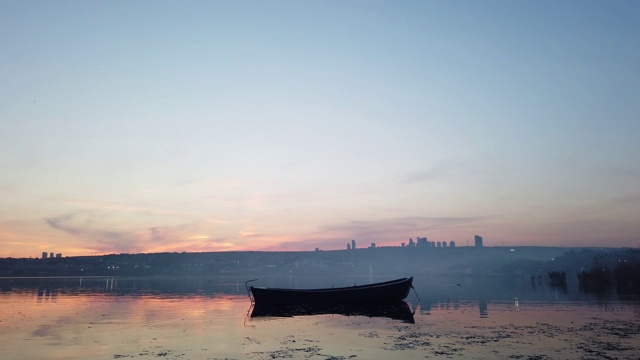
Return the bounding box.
[250,300,415,324]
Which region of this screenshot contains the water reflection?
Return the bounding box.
[479,299,488,318]
[2,275,640,360]
[250,301,415,323]
[3,275,640,310]
[419,302,431,315]
[1,276,250,298]
[36,288,57,303]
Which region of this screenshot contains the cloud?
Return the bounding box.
[44,210,240,255]
[42,210,490,255]
[401,160,473,184]
[45,212,141,254]
[325,216,485,236]
[39,195,192,218]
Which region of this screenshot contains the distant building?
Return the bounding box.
[370,243,376,249]
[49,252,54,258]
[436,241,441,248]
[408,238,415,248]
[442,241,447,248]
[417,237,428,248]
[42,252,47,260]
[55,253,62,258]
[450,241,456,248]
[347,243,351,250]
[401,243,405,248]
[474,235,483,247]
[351,239,356,250]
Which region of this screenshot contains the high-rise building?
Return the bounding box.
[370,243,376,249]
[436,241,441,248]
[474,235,483,247]
[351,239,356,250]
[49,252,54,258]
[347,243,351,250]
[417,237,428,248]
[56,253,62,258]
[442,241,447,248]
[42,252,47,260]
[450,241,456,248]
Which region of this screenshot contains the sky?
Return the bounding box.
[1,1,639,257]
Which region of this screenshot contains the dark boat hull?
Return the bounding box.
[250,277,413,306]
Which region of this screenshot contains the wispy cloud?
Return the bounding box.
[44,212,232,254]
[401,160,474,184]
[45,212,140,253]
[324,216,486,237]
[39,195,192,218]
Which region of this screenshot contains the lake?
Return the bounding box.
[1,275,639,359]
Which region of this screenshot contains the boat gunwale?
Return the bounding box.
[250,277,412,293]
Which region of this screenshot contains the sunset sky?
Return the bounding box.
[1,1,639,257]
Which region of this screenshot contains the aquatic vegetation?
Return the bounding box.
[547,271,567,288]
[576,249,640,294]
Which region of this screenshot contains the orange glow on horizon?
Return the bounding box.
[3,224,638,259]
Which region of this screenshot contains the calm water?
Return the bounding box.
[1,276,639,360]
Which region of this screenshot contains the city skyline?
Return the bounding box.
[25,235,466,259]
[1,1,639,258]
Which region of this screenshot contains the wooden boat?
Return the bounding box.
[249,277,413,306]
[250,300,415,323]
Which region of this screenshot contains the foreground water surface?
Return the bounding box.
[1,275,639,359]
